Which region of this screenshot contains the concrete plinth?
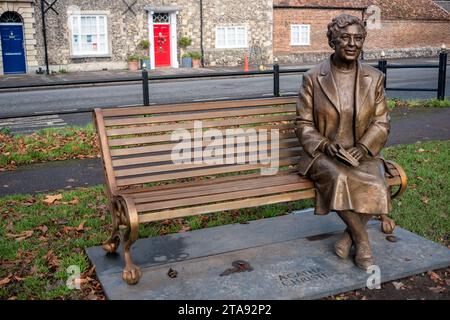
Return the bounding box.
[87,209,450,300]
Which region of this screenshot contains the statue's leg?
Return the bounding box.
[335,213,374,259]
[334,228,352,259]
[380,215,396,234]
[337,210,373,270]
[359,214,373,227]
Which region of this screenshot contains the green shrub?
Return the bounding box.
[127,54,140,62]
[138,39,150,50]
[188,51,202,59]
[178,37,192,48]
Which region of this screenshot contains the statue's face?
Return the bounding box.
[332,24,365,63]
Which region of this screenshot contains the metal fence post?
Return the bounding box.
[273,58,280,97]
[142,67,150,106]
[378,50,387,89]
[437,45,447,100]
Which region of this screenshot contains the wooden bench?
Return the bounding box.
[93,97,407,285]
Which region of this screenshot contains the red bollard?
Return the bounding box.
[244,54,249,72]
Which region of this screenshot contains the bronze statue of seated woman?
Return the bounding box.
[296,14,393,270]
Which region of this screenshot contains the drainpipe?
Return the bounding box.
[40,0,50,74]
[200,0,204,67]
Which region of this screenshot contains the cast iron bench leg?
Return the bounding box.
[102,201,121,253]
[118,196,141,285]
[103,196,141,284]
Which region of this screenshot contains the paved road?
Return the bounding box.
[1,106,449,196]
[0,66,448,134]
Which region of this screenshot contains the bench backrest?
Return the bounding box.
[94,97,300,197]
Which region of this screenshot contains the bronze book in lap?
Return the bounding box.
[336,145,360,167]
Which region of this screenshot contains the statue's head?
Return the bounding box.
[327,14,367,63]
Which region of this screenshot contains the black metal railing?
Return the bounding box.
[0,50,447,120]
[130,49,449,105]
[377,49,447,99]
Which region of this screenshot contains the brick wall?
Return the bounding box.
[365,20,450,50]
[273,7,450,63]
[274,8,363,54]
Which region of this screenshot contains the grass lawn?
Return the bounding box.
[0,98,449,170]
[0,140,448,299]
[0,125,98,170]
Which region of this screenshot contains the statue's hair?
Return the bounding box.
[327,14,367,44]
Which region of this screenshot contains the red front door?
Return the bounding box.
[153,24,171,67]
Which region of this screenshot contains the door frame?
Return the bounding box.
[0,22,27,74]
[147,10,179,70]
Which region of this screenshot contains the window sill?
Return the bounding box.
[70,54,112,59]
[290,44,310,46]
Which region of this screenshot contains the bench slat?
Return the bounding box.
[138,189,316,223]
[135,182,312,212]
[109,138,300,157]
[108,128,295,147]
[114,148,300,177]
[101,97,297,117]
[104,105,296,126]
[112,146,301,168]
[119,168,298,195]
[106,116,296,136]
[131,172,308,202]
[116,157,299,186]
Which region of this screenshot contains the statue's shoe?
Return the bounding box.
[334,230,352,259]
[354,241,374,270]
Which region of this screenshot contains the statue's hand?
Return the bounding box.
[347,146,367,161]
[323,141,339,158]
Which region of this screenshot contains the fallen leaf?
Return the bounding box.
[177,226,191,233]
[6,230,33,241]
[421,196,429,205]
[429,286,445,294]
[86,265,96,277]
[37,225,48,234]
[55,219,68,225]
[386,235,400,242]
[76,220,86,232]
[392,281,405,290]
[44,250,60,270]
[167,267,178,278]
[43,194,62,205]
[13,275,25,281]
[74,276,92,286]
[0,275,12,286]
[62,226,75,233]
[417,148,426,153]
[427,271,442,283]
